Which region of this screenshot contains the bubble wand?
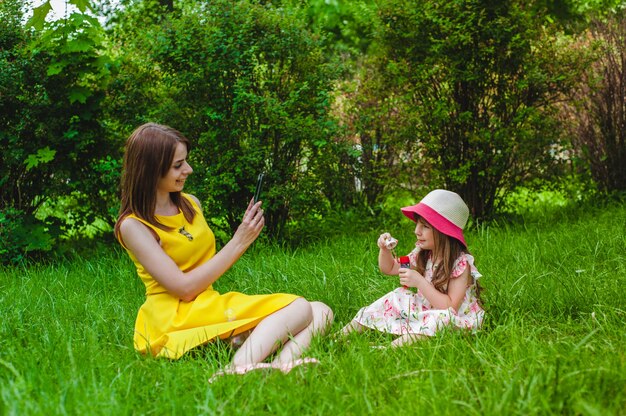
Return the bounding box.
[399,255,412,331]
[386,237,412,331]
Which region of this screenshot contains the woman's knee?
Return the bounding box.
[288,297,313,322]
[311,301,334,328]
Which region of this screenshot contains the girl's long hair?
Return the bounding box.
[414,215,483,303]
[114,123,196,240]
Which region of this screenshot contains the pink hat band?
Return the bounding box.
[401,189,469,247]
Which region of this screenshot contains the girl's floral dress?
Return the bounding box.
[353,249,484,337]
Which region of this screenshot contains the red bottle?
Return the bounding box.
[398,256,411,289]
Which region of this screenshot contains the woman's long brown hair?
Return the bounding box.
[114,123,196,240]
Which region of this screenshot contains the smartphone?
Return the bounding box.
[253,173,264,203]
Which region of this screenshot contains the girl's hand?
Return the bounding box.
[398,267,423,288]
[232,199,265,248]
[377,233,393,249]
[378,233,400,275]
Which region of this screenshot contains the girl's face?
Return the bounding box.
[157,142,193,193]
[414,217,435,250]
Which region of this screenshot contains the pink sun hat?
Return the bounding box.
[401,189,470,247]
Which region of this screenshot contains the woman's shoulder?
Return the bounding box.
[182,193,202,211]
[117,215,159,249]
[119,215,163,238]
[119,214,144,230]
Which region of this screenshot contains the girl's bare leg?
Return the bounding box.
[340,320,366,335]
[390,333,425,347]
[232,298,312,367]
[272,301,334,365]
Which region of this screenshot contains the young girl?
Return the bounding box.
[114,123,333,379]
[341,189,484,347]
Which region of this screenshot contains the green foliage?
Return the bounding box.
[4,0,626,261]
[105,0,341,240]
[26,1,52,31]
[562,12,626,194]
[0,0,119,264]
[28,0,95,30]
[0,208,55,264]
[332,57,424,208]
[287,0,378,57]
[289,1,421,211]
[371,0,589,220]
[549,0,626,29]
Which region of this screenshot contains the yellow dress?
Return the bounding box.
[120,194,299,359]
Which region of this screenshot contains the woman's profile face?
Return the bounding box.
[157,142,193,193]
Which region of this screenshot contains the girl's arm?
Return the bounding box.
[377,233,400,275]
[120,199,264,302]
[399,266,470,311]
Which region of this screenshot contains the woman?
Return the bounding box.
[114,123,333,378]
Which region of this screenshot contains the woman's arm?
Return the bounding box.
[121,199,264,302]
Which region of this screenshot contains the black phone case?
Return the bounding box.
[254,173,264,203]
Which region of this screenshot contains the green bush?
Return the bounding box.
[563,12,626,194]
[361,0,589,220]
[0,208,54,264]
[105,0,343,241]
[0,0,118,263]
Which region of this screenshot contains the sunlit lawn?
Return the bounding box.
[1,199,625,415]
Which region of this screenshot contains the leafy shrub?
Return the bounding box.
[0,0,118,262]
[562,13,626,194]
[358,0,588,220]
[105,0,342,241]
[0,208,55,264]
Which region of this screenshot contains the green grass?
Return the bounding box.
[1,200,625,415]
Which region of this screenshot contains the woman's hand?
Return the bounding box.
[398,267,423,288]
[232,199,265,249]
